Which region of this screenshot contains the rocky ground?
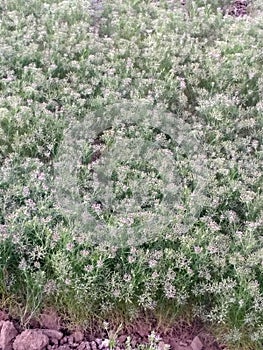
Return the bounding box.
[0,308,225,350]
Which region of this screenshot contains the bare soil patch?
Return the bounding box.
[0,308,226,350]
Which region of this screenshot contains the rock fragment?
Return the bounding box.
[191,336,203,350]
[41,328,63,340]
[77,342,87,350]
[57,346,71,350]
[73,330,84,343]
[13,329,49,350]
[0,321,18,350]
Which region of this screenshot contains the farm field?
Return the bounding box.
[0,1,262,349]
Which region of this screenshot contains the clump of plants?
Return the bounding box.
[0,0,262,348]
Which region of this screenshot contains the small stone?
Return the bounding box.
[41,329,63,340]
[91,340,97,350]
[68,335,74,345]
[60,336,68,344]
[51,338,59,346]
[13,329,49,350]
[0,321,18,350]
[58,346,71,350]
[190,336,203,350]
[179,341,188,347]
[95,338,102,345]
[158,341,170,350]
[77,342,87,350]
[170,340,191,350]
[131,339,137,348]
[73,331,84,343]
[85,341,91,350]
[118,335,127,344]
[99,338,109,349]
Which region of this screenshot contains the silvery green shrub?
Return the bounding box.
[0,0,262,346]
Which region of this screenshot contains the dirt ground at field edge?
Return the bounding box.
[0,308,226,350]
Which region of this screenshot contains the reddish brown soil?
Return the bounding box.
[0,308,226,350]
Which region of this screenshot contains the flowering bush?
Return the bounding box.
[0,0,262,347]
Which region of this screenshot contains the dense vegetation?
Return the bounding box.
[0,1,262,348]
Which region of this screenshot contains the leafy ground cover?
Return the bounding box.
[0,0,262,349]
